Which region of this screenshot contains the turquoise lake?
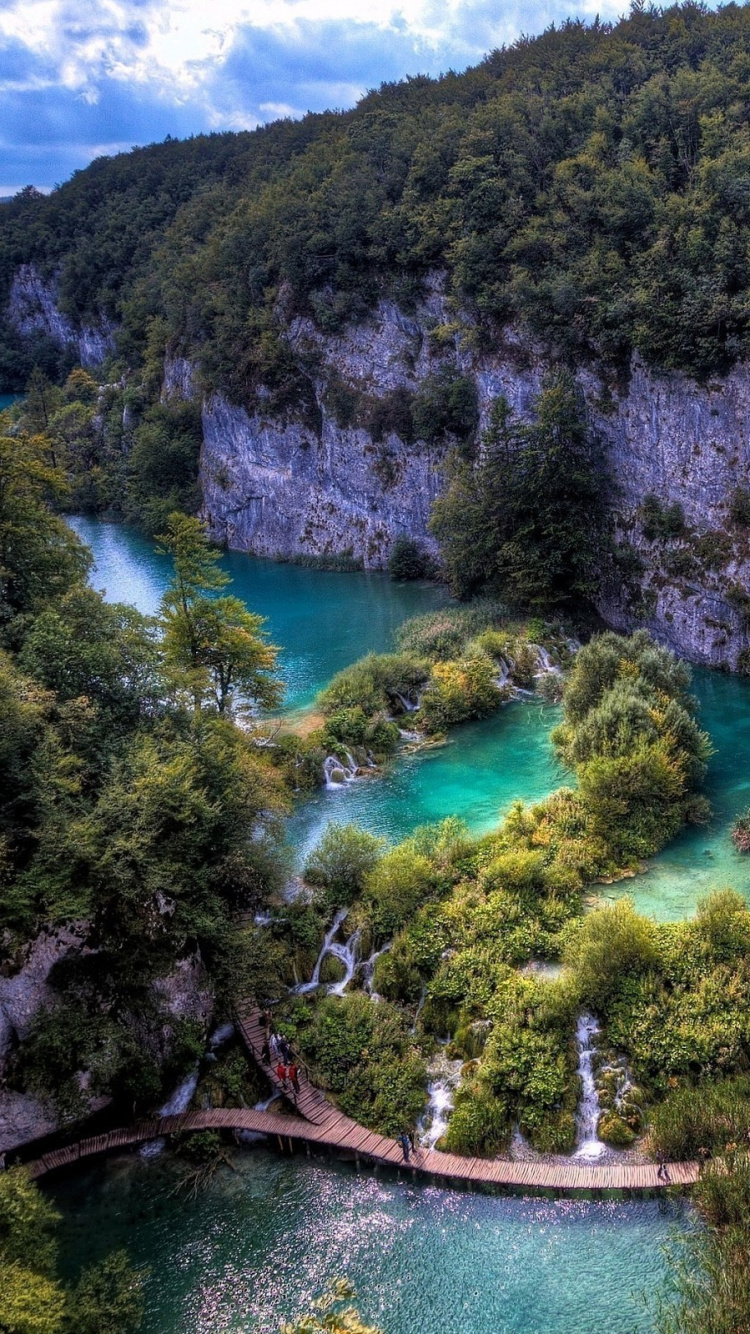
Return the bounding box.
[49,1150,686,1334]
[70,516,750,920]
[52,516,708,1331]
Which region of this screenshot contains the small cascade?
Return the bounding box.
[140,1065,200,1158]
[530,643,561,678]
[494,657,511,688]
[323,753,359,788]
[411,986,427,1033]
[392,690,419,714]
[209,1022,235,1049]
[326,928,362,996]
[292,908,349,994]
[573,1014,606,1160]
[361,942,391,998]
[418,1047,463,1149]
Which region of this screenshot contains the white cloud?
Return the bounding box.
[0,0,702,189]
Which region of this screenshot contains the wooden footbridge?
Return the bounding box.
[24,1005,699,1195]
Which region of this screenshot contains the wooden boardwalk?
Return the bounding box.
[25,1005,700,1195]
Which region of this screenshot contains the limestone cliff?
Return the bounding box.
[7,264,114,368]
[194,290,750,668]
[8,263,750,667]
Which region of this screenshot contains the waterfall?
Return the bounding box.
[494,657,510,688]
[140,1065,200,1158]
[326,928,362,996]
[361,942,391,997]
[292,907,349,994]
[573,1014,606,1159]
[209,1022,235,1049]
[323,753,360,788]
[411,986,426,1033]
[418,1047,463,1150]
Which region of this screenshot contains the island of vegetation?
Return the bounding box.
[4,3,750,1330]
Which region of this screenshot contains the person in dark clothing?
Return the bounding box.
[261,1036,272,1065]
[279,1037,292,1063]
[657,1159,670,1183]
[262,1008,273,1036]
[400,1132,411,1162]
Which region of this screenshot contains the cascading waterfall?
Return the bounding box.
[573,1014,606,1160]
[326,928,362,996]
[418,1046,463,1149]
[323,752,360,788]
[292,907,349,994]
[140,1065,201,1158]
[361,942,391,998]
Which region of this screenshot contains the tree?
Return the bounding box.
[0,1169,144,1334]
[304,823,386,906]
[430,375,605,608]
[0,433,90,630]
[158,512,281,716]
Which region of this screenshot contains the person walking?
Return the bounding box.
[269,1031,281,1062]
[657,1158,670,1183]
[279,1035,292,1064]
[288,1062,301,1097]
[276,1061,289,1091]
[400,1131,411,1163]
[261,1035,272,1065]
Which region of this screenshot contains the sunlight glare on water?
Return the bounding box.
[50,1151,687,1334]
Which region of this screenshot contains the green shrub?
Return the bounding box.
[304,823,386,907]
[564,899,659,1013]
[387,536,435,581]
[649,1075,750,1161]
[419,655,501,732]
[317,654,428,717]
[442,1081,510,1156]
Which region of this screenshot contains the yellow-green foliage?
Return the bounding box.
[419,654,502,732]
[0,1169,143,1334]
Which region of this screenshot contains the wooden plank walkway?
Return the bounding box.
[24,1005,700,1195]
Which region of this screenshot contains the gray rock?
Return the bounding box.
[7,264,114,368]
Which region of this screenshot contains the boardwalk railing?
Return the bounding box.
[24,1005,700,1195]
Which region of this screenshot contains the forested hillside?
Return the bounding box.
[4,2,750,396]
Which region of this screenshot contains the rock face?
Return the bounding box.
[198,291,750,668]
[7,264,114,368]
[0,926,214,1156]
[8,263,750,666]
[0,926,87,1155]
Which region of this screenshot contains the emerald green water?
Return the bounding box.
[67,517,446,711]
[69,517,750,919]
[54,518,710,1326]
[49,1150,686,1334]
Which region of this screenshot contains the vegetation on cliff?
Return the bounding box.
[5,3,750,399]
[0,422,290,1118]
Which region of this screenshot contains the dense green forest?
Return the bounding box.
[4,2,750,397]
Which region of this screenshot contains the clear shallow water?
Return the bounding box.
[49,1150,685,1334]
[288,702,564,862]
[612,667,750,920]
[67,517,446,711]
[68,517,750,918]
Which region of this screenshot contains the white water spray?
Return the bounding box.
[418,1047,463,1150]
[573,1014,606,1160]
[292,908,349,994]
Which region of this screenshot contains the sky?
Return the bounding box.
[0,0,631,196]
